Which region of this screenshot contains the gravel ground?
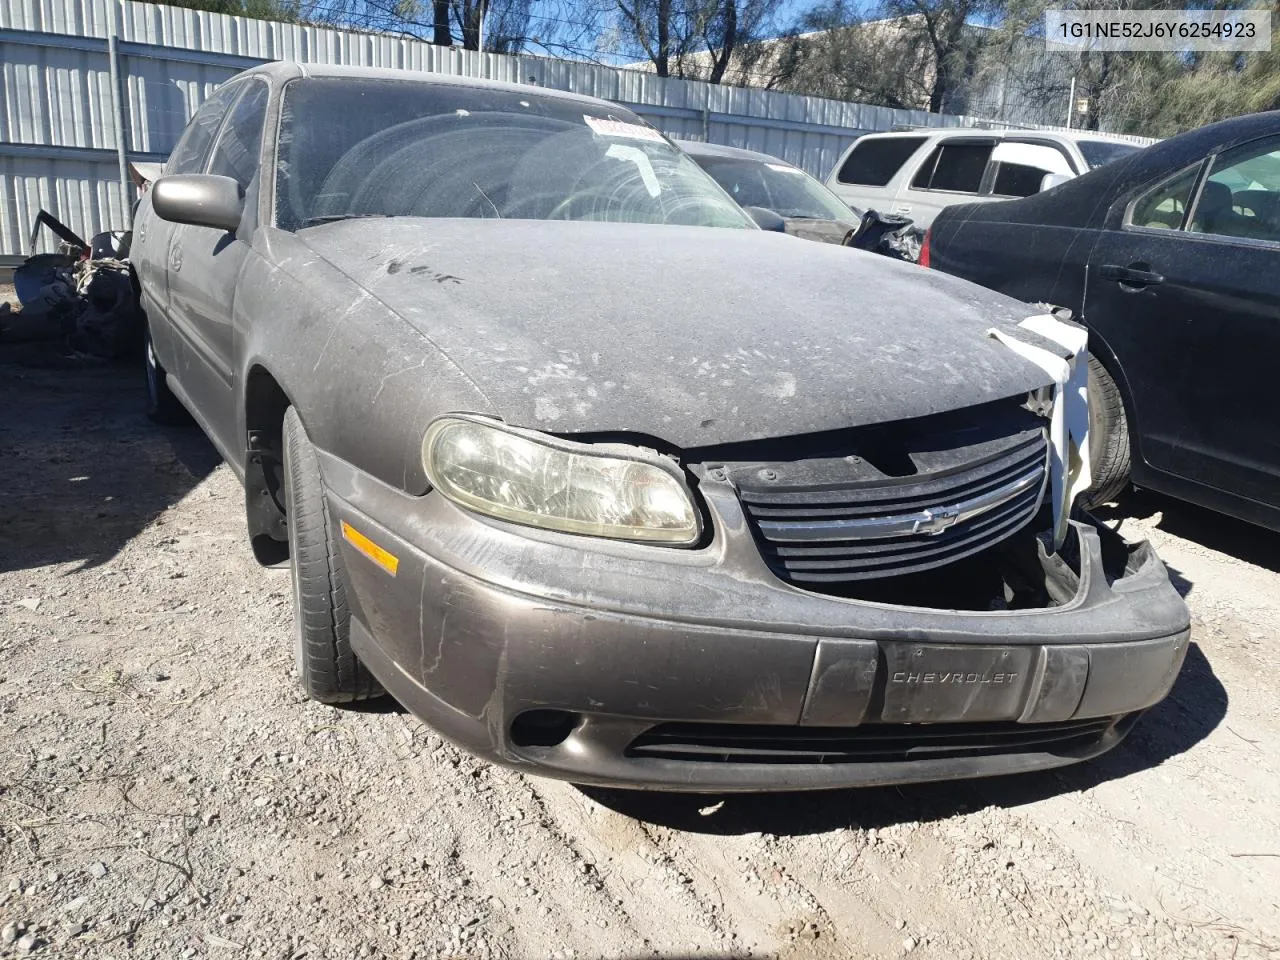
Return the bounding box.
[1,347,1278,960]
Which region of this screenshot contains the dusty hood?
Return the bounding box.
[297,219,1053,449]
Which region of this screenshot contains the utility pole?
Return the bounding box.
[1065,76,1075,129]
[478,0,486,53]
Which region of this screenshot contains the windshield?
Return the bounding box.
[275,78,753,231]
[693,155,857,221]
[1078,140,1143,169]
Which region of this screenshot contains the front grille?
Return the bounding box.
[626,718,1116,765]
[735,427,1049,583]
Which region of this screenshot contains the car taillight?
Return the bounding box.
[919,227,932,268]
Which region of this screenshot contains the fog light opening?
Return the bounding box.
[510,709,580,748]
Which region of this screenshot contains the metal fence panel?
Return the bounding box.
[1,152,127,255]
[0,0,1156,256]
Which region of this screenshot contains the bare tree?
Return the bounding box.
[882,0,998,113]
[299,0,608,55]
[770,2,935,106]
[986,0,1277,133]
[696,0,781,83]
[613,0,784,82]
[433,0,452,44]
[615,0,693,76]
[769,0,998,112]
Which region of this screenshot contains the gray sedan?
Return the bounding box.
[678,139,917,257]
[131,62,1188,791]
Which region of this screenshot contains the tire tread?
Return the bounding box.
[283,407,382,703]
[1083,355,1132,509]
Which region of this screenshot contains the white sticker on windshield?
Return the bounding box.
[766,163,803,174]
[584,115,666,143]
[606,144,661,198]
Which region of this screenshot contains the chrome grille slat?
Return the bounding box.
[737,437,1046,513]
[756,464,1044,543]
[767,490,1041,559]
[735,427,1050,583]
[770,502,1040,579]
[742,459,1048,519]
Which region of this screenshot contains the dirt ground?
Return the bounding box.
[1,339,1278,960]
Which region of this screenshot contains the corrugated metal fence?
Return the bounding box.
[0,0,1152,258]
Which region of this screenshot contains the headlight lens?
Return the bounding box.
[422,416,700,545]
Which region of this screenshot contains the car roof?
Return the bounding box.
[233,60,620,112]
[1130,109,1280,168]
[854,127,1141,147]
[674,139,801,167]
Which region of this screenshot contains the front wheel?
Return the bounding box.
[281,407,383,704]
[1082,355,1132,509]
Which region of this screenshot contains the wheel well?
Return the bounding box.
[244,366,292,566]
[1084,331,1137,421]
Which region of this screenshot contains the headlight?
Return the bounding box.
[422,416,700,545]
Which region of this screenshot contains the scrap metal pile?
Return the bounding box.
[1,210,142,359]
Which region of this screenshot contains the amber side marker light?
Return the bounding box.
[340,521,400,576]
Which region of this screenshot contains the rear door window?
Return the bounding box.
[167,82,242,175]
[1128,165,1202,230]
[992,162,1048,198]
[835,137,926,186]
[911,143,992,193]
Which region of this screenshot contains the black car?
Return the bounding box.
[925,111,1280,530]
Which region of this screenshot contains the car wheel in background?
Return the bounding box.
[281,406,383,704]
[144,321,192,425]
[1083,355,1132,508]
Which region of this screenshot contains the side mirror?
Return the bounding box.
[744,205,787,232]
[1039,173,1073,193]
[152,174,245,232]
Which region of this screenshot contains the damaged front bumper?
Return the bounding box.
[317,451,1189,792]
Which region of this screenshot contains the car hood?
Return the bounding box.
[296,219,1054,449]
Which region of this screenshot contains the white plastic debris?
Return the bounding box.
[988,314,1091,551]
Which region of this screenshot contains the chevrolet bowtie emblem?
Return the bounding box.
[914,506,961,536]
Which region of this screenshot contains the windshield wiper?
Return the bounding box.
[302,213,393,226]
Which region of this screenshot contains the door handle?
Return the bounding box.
[1101,263,1163,287]
[169,243,183,273]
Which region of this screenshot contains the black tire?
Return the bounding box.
[143,322,192,425]
[282,406,383,704]
[1082,355,1132,509]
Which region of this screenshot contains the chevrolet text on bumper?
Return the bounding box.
[130,62,1189,793]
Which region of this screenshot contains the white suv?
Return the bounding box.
[825,129,1144,230]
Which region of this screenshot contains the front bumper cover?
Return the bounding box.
[317,451,1190,791]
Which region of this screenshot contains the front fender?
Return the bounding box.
[236,228,497,494]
